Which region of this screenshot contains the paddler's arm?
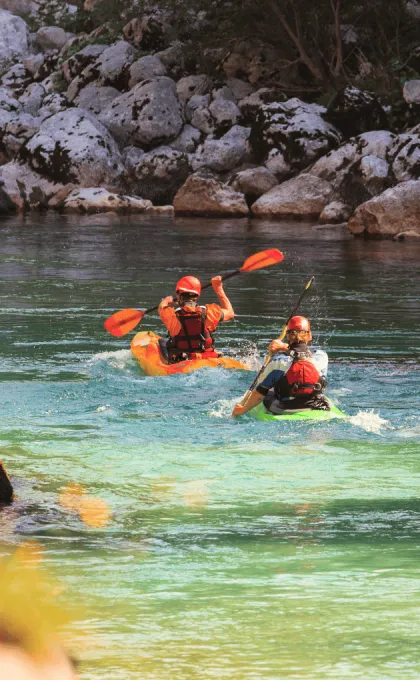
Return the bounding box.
[158,297,180,335]
[211,276,234,321]
[232,389,264,417]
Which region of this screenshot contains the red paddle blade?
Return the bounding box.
[104,309,144,337]
[240,248,284,273]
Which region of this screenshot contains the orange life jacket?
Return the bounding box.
[168,305,216,359]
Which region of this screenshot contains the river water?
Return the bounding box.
[0,214,419,679]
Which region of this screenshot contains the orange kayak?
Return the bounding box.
[131,331,250,376]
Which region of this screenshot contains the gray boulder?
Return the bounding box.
[348,180,420,237]
[1,112,40,157]
[231,166,278,201]
[19,108,124,186]
[174,172,249,216]
[59,187,152,214]
[403,80,420,105]
[23,53,44,76]
[128,55,167,88]
[251,174,333,219]
[319,201,352,224]
[66,41,136,99]
[99,77,184,148]
[209,98,241,135]
[36,26,67,51]
[62,44,106,83]
[0,160,66,210]
[38,92,67,119]
[192,125,250,173]
[75,85,119,116]
[176,75,211,102]
[19,82,45,115]
[250,98,341,173]
[124,145,191,204]
[170,124,202,153]
[0,10,29,68]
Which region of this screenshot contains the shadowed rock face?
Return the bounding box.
[326,87,389,139]
[124,146,191,205]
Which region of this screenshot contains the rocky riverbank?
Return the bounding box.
[0,0,419,240]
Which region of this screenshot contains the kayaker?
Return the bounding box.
[232,316,330,417]
[158,275,235,363]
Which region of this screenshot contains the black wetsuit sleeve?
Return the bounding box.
[256,385,269,396]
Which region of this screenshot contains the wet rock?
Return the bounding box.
[75,85,119,116]
[348,180,420,237]
[36,26,67,51]
[170,124,202,153]
[174,172,249,216]
[393,229,420,241]
[19,108,124,186]
[0,186,16,215]
[231,166,278,202]
[192,125,250,173]
[251,174,333,219]
[99,77,184,149]
[59,187,152,214]
[124,146,191,205]
[176,75,211,102]
[128,55,167,88]
[326,87,389,138]
[0,9,29,68]
[319,201,352,224]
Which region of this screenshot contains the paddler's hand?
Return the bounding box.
[232,403,246,417]
[159,295,174,309]
[211,275,224,293]
[269,339,289,354]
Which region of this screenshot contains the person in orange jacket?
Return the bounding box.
[158,275,235,363]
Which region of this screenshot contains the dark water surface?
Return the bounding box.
[0,214,419,679]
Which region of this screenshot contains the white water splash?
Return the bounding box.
[89,349,133,371]
[349,410,390,434]
[208,397,239,419]
[96,405,111,412]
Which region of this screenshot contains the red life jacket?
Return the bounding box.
[169,305,215,358]
[283,346,324,397]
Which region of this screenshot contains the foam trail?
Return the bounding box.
[89,349,133,371]
[349,410,390,435]
[208,397,239,419]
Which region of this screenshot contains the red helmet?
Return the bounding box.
[287,316,311,332]
[176,276,201,296]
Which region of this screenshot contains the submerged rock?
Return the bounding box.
[59,187,152,214]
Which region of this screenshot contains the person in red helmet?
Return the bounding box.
[232,316,329,417]
[158,275,235,363]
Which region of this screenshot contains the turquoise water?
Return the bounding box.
[0,214,419,679]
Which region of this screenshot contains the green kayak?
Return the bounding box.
[250,399,346,422]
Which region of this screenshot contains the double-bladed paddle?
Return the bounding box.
[240,276,315,406]
[104,248,284,338]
